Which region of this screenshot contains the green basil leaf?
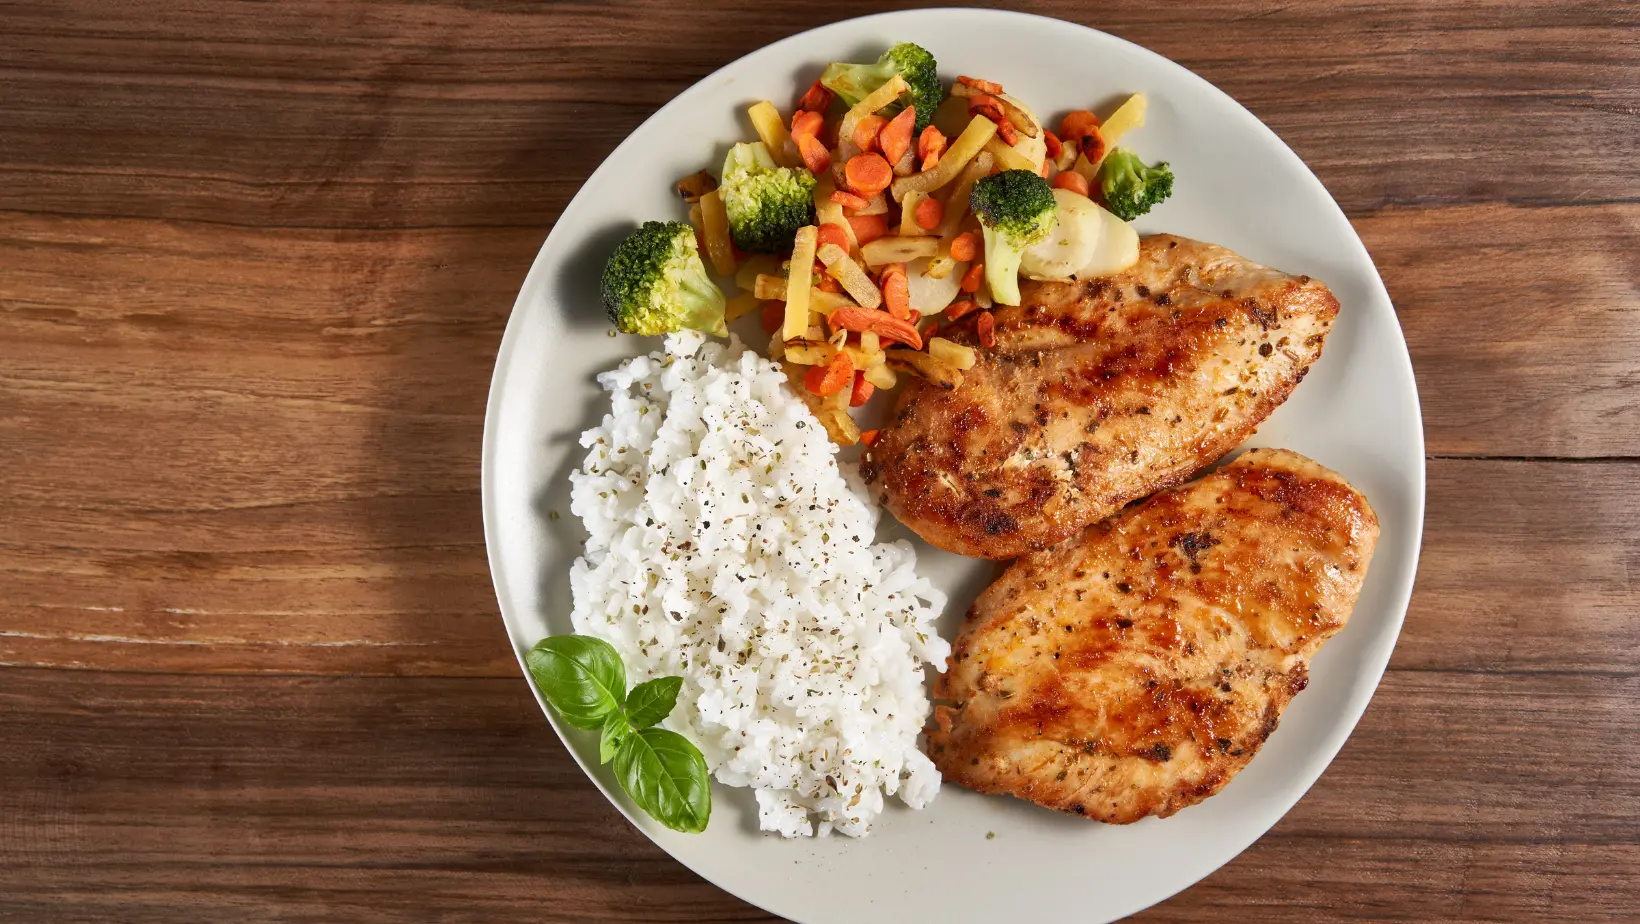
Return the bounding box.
[613,728,711,833]
[599,711,632,764]
[524,635,626,730]
[624,676,683,729]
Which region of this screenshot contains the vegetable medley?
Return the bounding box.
[601,41,1175,445]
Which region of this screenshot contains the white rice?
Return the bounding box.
[568,331,949,837]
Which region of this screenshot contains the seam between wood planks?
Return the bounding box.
[2,663,1634,681]
[1426,455,1640,464]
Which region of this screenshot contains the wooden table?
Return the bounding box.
[3,2,1636,920]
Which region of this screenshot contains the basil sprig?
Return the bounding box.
[526,636,710,833]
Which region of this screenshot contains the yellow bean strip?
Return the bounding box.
[816,243,883,310]
[783,225,818,339]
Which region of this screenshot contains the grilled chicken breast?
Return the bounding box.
[861,235,1339,560]
[925,449,1378,823]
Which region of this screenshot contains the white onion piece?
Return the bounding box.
[1021,189,1103,281]
[1000,94,1046,169]
[905,257,965,314]
[1076,205,1140,278]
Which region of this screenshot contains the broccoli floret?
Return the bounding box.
[819,42,941,133]
[600,221,727,336]
[969,169,1057,307]
[720,141,817,254]
[1099,148,1174,221]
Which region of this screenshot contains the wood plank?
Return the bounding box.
[1,669,1634,922]
[1359,204,1640,457]
[1401,460,1640,673]
[1,1,1635,231]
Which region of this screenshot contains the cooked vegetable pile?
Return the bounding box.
[600,41,1176,446]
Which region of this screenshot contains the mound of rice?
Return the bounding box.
[569,331,949,837]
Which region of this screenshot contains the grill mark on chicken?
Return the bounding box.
[861,235,1339,560]
[925,449,1378,823]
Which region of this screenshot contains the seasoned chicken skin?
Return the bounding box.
[926,449,1378,823]
[861,235,1339,560]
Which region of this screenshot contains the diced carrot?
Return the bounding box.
[847,213,889,245]
[859,429,881,447]
[879,107,917,165]
[917,125,947,170]
[881,263,910,319]
[796,133,831,174]
[829,189,871,211]
[1059,110,1102,146]
[914,196,944,231]
[849,371,875,407]
[945,299,978,320]
[949,232,979,262]
[1078,129,1106,166]
[957,75,1004,96]
[977,311,997,348]
[816,272,843,294]
[790,109,824,140]
[852,114,887,153]
[1043,130,1064,161]
[960,262,984,294]
[844,152,893,196]
[817,222,851,252]
[1053,170,1091,197]
[760,300,784,333]
[797,80,833,114]
[1038,158,1053,179]
[804,350,854,397]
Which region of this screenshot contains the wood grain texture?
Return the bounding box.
[2,0,1637,920]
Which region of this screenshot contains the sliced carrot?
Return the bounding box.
[949,231,979,263]
[914,196,944,231]
[859,429,881,447]
[804,350,855,397]
[1059,110,1102,146]
[849,371,875,407]
[966,94,1006,124]
[1053,170,1091,197]
[879,107,917,166]
[957,75,1004,95]
[817,222,851,253]
[881,263,910,319]
[1043,130,1064,161]
[852,114,887,153]
[844,152,893,196]
[960,262,984,294]
[797,80,833,114]
[995,117,1019,147]
[760,300,784,333]
[796,133,831,175]
[977,310,997,348]
[919,317,940,340]
[829,189,871,211]
[945,299,978,320]
[847,213,889,246]
[790,109,824,140]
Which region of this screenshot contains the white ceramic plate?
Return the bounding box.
[483,10,1424,922]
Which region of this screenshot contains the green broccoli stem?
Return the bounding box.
[981,225,1028,307]
[676,262,728,336]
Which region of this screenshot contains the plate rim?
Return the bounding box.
[481,9,1426,921]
